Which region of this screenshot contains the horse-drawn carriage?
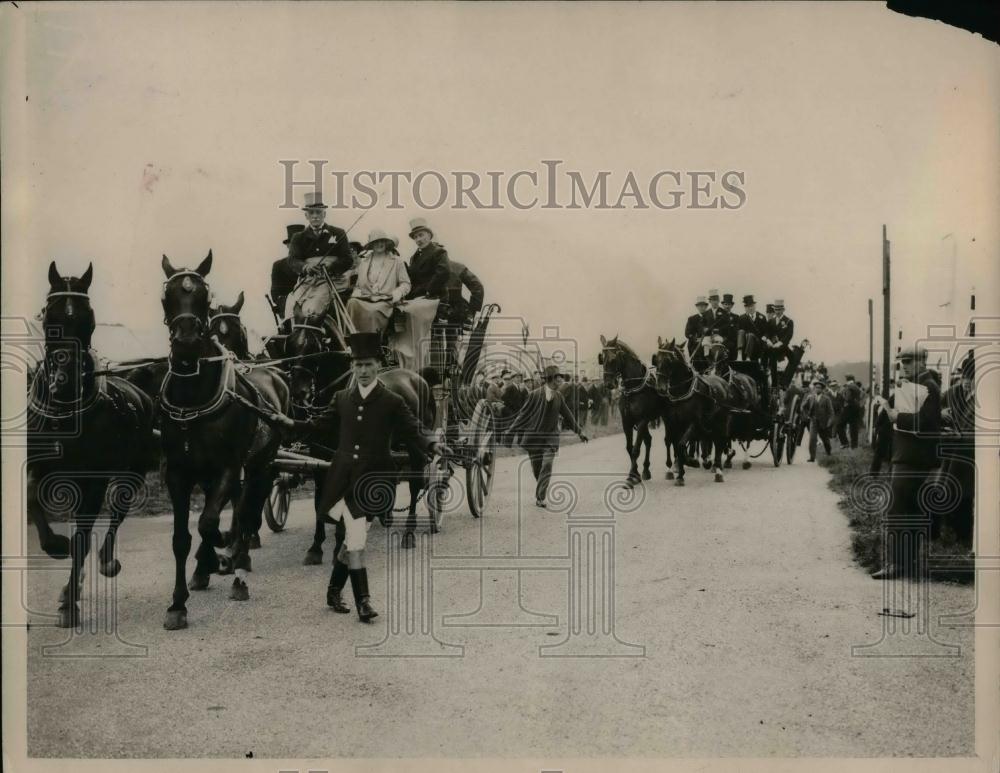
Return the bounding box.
[260,292,503,536]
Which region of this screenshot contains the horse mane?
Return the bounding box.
[611,338,643,365]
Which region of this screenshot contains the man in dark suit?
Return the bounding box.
[406,217,451,299]
[266,332,447,622]
[270,224,307,316]
[684,296,712,372]
[737,294,767,362]
[766,299,795,388]
[288,191,354,273]
[507,365,588,508]
[713,293,739,358]
[442,259,485,325]
[806,379,835,461]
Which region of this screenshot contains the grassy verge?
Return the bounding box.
[818,447,973,583]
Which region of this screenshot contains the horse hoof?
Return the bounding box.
[303,550,323,566]
[665,470,675,480]
[217,555,234,576]
[674,478,685,487]
[702,461,712,470]
[41,534,72,560]
[642,470,651,481]
[742,461,752,470]
[249,534,262,550]
[723,460,733,469]
[99,559,122,578]
[714,472,724,483]
[401,532,416,549]
[188,573,210,591]
[229,579,250,601]
[163,609,188,630]
[56,604,80,629]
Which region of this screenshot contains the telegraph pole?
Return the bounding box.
[882,225,891,398]
[868,298,874,393]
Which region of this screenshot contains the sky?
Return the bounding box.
[2,2,997,374]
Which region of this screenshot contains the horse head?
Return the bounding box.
[653,336,689,392]
[161,251,213,357]
[43,262,97,401]
[208,290,248,358]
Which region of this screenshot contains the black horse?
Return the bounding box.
[158,252,290,630]
[598,334,670,484]
[208,291,250,359]
[651,337,729,485]
[704,336,768,470]
[27,262,156,627]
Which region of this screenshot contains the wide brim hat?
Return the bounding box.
[742,294,755,305]
[721,293,734,305]
[766,304,775,313]
[301,191,328,210]
[347,332,382,361]
[364,228,400,251]
[695,295,708,307]
[812,379,826,388]
[543,365,561,380]
[408,217,434,239]
[283,224,306,245]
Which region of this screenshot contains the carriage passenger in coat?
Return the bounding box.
[737,294,767,362]
[685,295,712,372]
[270,224,307,316]
[345,229,411,337]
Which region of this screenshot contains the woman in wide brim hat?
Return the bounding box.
[345,228,411,335]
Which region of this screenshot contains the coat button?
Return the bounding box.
[357,415,363,421]
[354,444,360,450]
[353,454,359,460]
[358,406,364,411]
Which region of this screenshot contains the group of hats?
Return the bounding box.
[695,291,784,309]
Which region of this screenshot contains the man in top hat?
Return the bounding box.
[507,364,588,508]
[869,344,942,579]
[685,296,713,372]
[264,331,448,621]
[712,293,739,359]
[270,224,307,317]
[764,299,795,388]
[406,218,451,300]
[805,379,835,461]
[737,294,767,362]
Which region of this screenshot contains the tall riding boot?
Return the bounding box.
[326,560,350,613]
[349,568,378,622]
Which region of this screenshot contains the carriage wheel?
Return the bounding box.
[424,455,451,532]
[465,399,497,519]
[263,472,292,532]
[784,395,800,464]
[770,421,784,467]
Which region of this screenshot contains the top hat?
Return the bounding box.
[543,364,561,380]
[302,191,328,210]
[742,294,755,305]
[773,299,785,309]
[721,293,734,305]
[708,289,720,300]
[695,295,708,306]
[408,217,434,239]
[364,228,400,251]
[347,332,382,361]
[283,224,306,245]
[766,303,775,313]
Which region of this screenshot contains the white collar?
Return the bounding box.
[544,384,556,400]
[358,379,378,399]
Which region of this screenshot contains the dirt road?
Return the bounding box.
[24,432,974,758]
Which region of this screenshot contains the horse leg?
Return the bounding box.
[97,473,138,578]
[28,475,71,559]
[641,425,652,480]
[304,469,326,565]
[189,468,234,591]
[164,466,194,630]
[229,463,272,601]
[403,454,423,549]
[741,436,752,470]
[675,425,696,486]
[57,481,105,628]
[701,437,712,470]
[623,419,639,483]
[664,422,675,480]
[712,422,726,483]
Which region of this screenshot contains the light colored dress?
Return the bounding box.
[346,253,411,333]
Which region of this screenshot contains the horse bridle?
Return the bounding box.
[161,270,214,332]
[655,343,698,401]
[603,342,653,396]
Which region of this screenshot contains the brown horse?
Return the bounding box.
[158,252,289,630]
[27,262,156,627]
